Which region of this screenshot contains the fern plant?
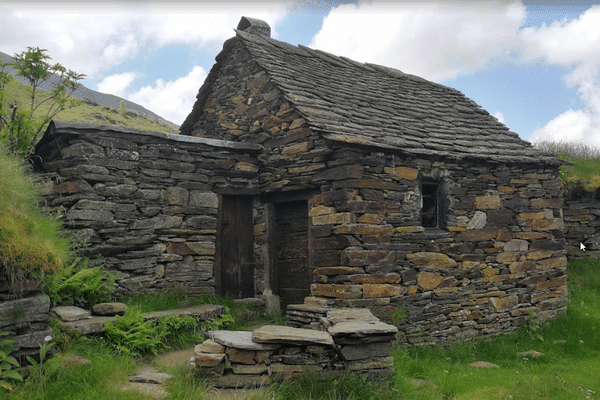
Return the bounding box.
[44,255,115,309]
[103,307,167,358]
[0,332,23,392]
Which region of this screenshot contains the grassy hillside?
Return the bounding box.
[533,140,600,193]
[1,77,178,135]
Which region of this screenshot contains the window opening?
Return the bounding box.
[422,183,439,228]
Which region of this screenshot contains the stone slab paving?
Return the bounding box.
[118,364,172,399]
[327,321,398,337]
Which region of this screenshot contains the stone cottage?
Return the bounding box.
[33,17,569,343]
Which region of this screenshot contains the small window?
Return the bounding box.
[421,182,439,228]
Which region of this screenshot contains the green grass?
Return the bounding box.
[0,145,71,284]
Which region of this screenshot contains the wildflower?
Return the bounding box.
[44,335,53,342]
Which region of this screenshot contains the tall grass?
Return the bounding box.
[533,139,600,159]
[0,145,71,291]
[533,140,600,192]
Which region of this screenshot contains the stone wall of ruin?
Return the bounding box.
[34,124,260,298]
[562,188,600,258]
[304,144,569,345]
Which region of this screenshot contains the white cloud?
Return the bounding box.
[0,3,289,78]
[96,72,139,98]
[127,66,207,125]
[493,112,505,124]
[530,110,600,149]
[310,1,526,82]
[518,5,600,149]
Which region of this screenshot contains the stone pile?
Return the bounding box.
[193,308,397,388]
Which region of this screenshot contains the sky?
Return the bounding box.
[1,0,600,148]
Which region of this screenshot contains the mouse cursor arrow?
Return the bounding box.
[580,243,586,251]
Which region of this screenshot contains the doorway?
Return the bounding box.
[272,200,310,311]
[218,195,254,298]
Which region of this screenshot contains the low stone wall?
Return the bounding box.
[193,308,397,387]
[0,279,53,360]
[562,189,600,258]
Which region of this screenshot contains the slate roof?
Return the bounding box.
[184,26,565,166]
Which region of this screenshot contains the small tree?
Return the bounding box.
[0,47,85,156]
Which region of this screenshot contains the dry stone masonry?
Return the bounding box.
[193,308,397,387]
[30,16,574,347]
[562,188,600,258]
[34,121,260,297]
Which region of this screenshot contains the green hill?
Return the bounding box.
[1,76,178,135]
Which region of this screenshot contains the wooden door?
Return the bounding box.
[274,200,310,311]
[219,196,254,298]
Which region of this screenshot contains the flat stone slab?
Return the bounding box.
[92,302,127,316]
[328,321,398,337]
[210,331,281,351]
[65,316,116,335]
[51,306,91,322]
[144,305,224,321]
[326,308,379,325]
[195,339,225,355]
[252,325,334,346]
[287,303,330,314]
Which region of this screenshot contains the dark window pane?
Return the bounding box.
[422,183,438,228]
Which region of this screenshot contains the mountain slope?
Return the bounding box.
[0,50,178,132]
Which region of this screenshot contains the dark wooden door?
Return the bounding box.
[219,196,254,298]
[274,200,310,311]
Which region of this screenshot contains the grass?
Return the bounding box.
[5,258,600,399]
[0,145,70,288]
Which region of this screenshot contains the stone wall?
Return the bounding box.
[562,188,600,258]
[302,144,568,345]
[181,36,333,194]
[0,278,53,361]
[34,122,261,298]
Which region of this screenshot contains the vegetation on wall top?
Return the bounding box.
[533,140,600,194]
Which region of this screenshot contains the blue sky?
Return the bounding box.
[1,1,600,148]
